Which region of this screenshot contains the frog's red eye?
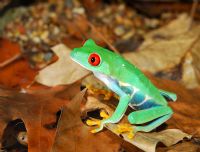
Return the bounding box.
[88,53,101,66]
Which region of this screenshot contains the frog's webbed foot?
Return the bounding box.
[115,123,136,139]
[86,109,110,133]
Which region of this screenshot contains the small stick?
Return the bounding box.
[189,0,198,28]
[87,21,120,54]
[0,53,22,68]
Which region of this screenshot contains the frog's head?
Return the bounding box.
[70,39,116,75]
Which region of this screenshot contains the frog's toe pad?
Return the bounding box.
[91,129,100,133]
[115,123,135,139]
[100,110,109,119]
[86,119,100,126]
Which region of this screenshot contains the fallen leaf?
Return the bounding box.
[52,90,124,152]
[0,83,81,152]
[123,14,198,73]
[109,125,191,152]
[66,15,89,39]
[35,44,90,86]
[0,39,21,64]
[182,37,200,88]
[157,141,200,152]
[122,14,200,88]
[0,39,37,88]
[0,59,37,88]
[181,52,199,89]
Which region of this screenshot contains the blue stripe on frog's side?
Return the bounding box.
[120,85,134,95]
[136,99,160,110]
[131,91,145,104]
[118,82,160,110]
[130,91,159,110]
[95,73,160,110]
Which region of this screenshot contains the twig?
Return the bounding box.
[189,0,198,29]
[87,21,120,54]
[0,53,22,68]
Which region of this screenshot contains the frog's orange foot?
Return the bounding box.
[115,123,135,139]
[86,119,101,126]
[86,118,105,133]
[100,109,109,119]
[86,110,109,133]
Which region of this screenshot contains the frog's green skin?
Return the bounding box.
[70,39,177,133]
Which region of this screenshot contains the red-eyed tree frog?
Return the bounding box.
[70,39,177,135]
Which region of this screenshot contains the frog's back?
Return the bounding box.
[111,56,167,106]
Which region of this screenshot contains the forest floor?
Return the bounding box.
[0,0,200,152]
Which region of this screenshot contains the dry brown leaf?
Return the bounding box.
[35,44,90,86]
[145,14,191,39]
[0,83,81,152]
[0,39,21,64]
[123,14,199,74]
[51,90,123,152]
[157,142,200,152]
[181,52,199,89]
[183,38,200,88]
[0,39,37,88]
[123,14,200,88]
[108,125,191,152]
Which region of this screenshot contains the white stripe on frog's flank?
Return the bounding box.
[129,103,136,110]
[118,80,151,107]
[93,72,111,86]
[119,81,132,87]
[119,81,137,92]
[131,95,152,107]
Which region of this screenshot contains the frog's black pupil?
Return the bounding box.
[91,57,95,63]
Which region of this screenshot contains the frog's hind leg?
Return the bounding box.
[128,106,173,132]
[136,114,172,132]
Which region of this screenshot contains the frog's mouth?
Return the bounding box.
[70,55,91,71]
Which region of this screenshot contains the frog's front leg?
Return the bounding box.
[128,106,173,133]
[91,95,130,133]
[91,72,130,133]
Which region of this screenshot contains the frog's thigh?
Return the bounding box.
[136,114,172,132]
[128,106,173,124]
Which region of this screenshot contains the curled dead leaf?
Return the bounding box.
[52,89,124,152]
[35,44,90,86]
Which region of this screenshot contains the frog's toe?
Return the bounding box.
[86,119,100,126]
[115,123,136,139]
[127,129,135,139]
[91,125,104,133]
[100,110,109,119]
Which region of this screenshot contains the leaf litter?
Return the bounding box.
[0,2,200,152]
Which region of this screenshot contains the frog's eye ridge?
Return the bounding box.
[88,53,101,66]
